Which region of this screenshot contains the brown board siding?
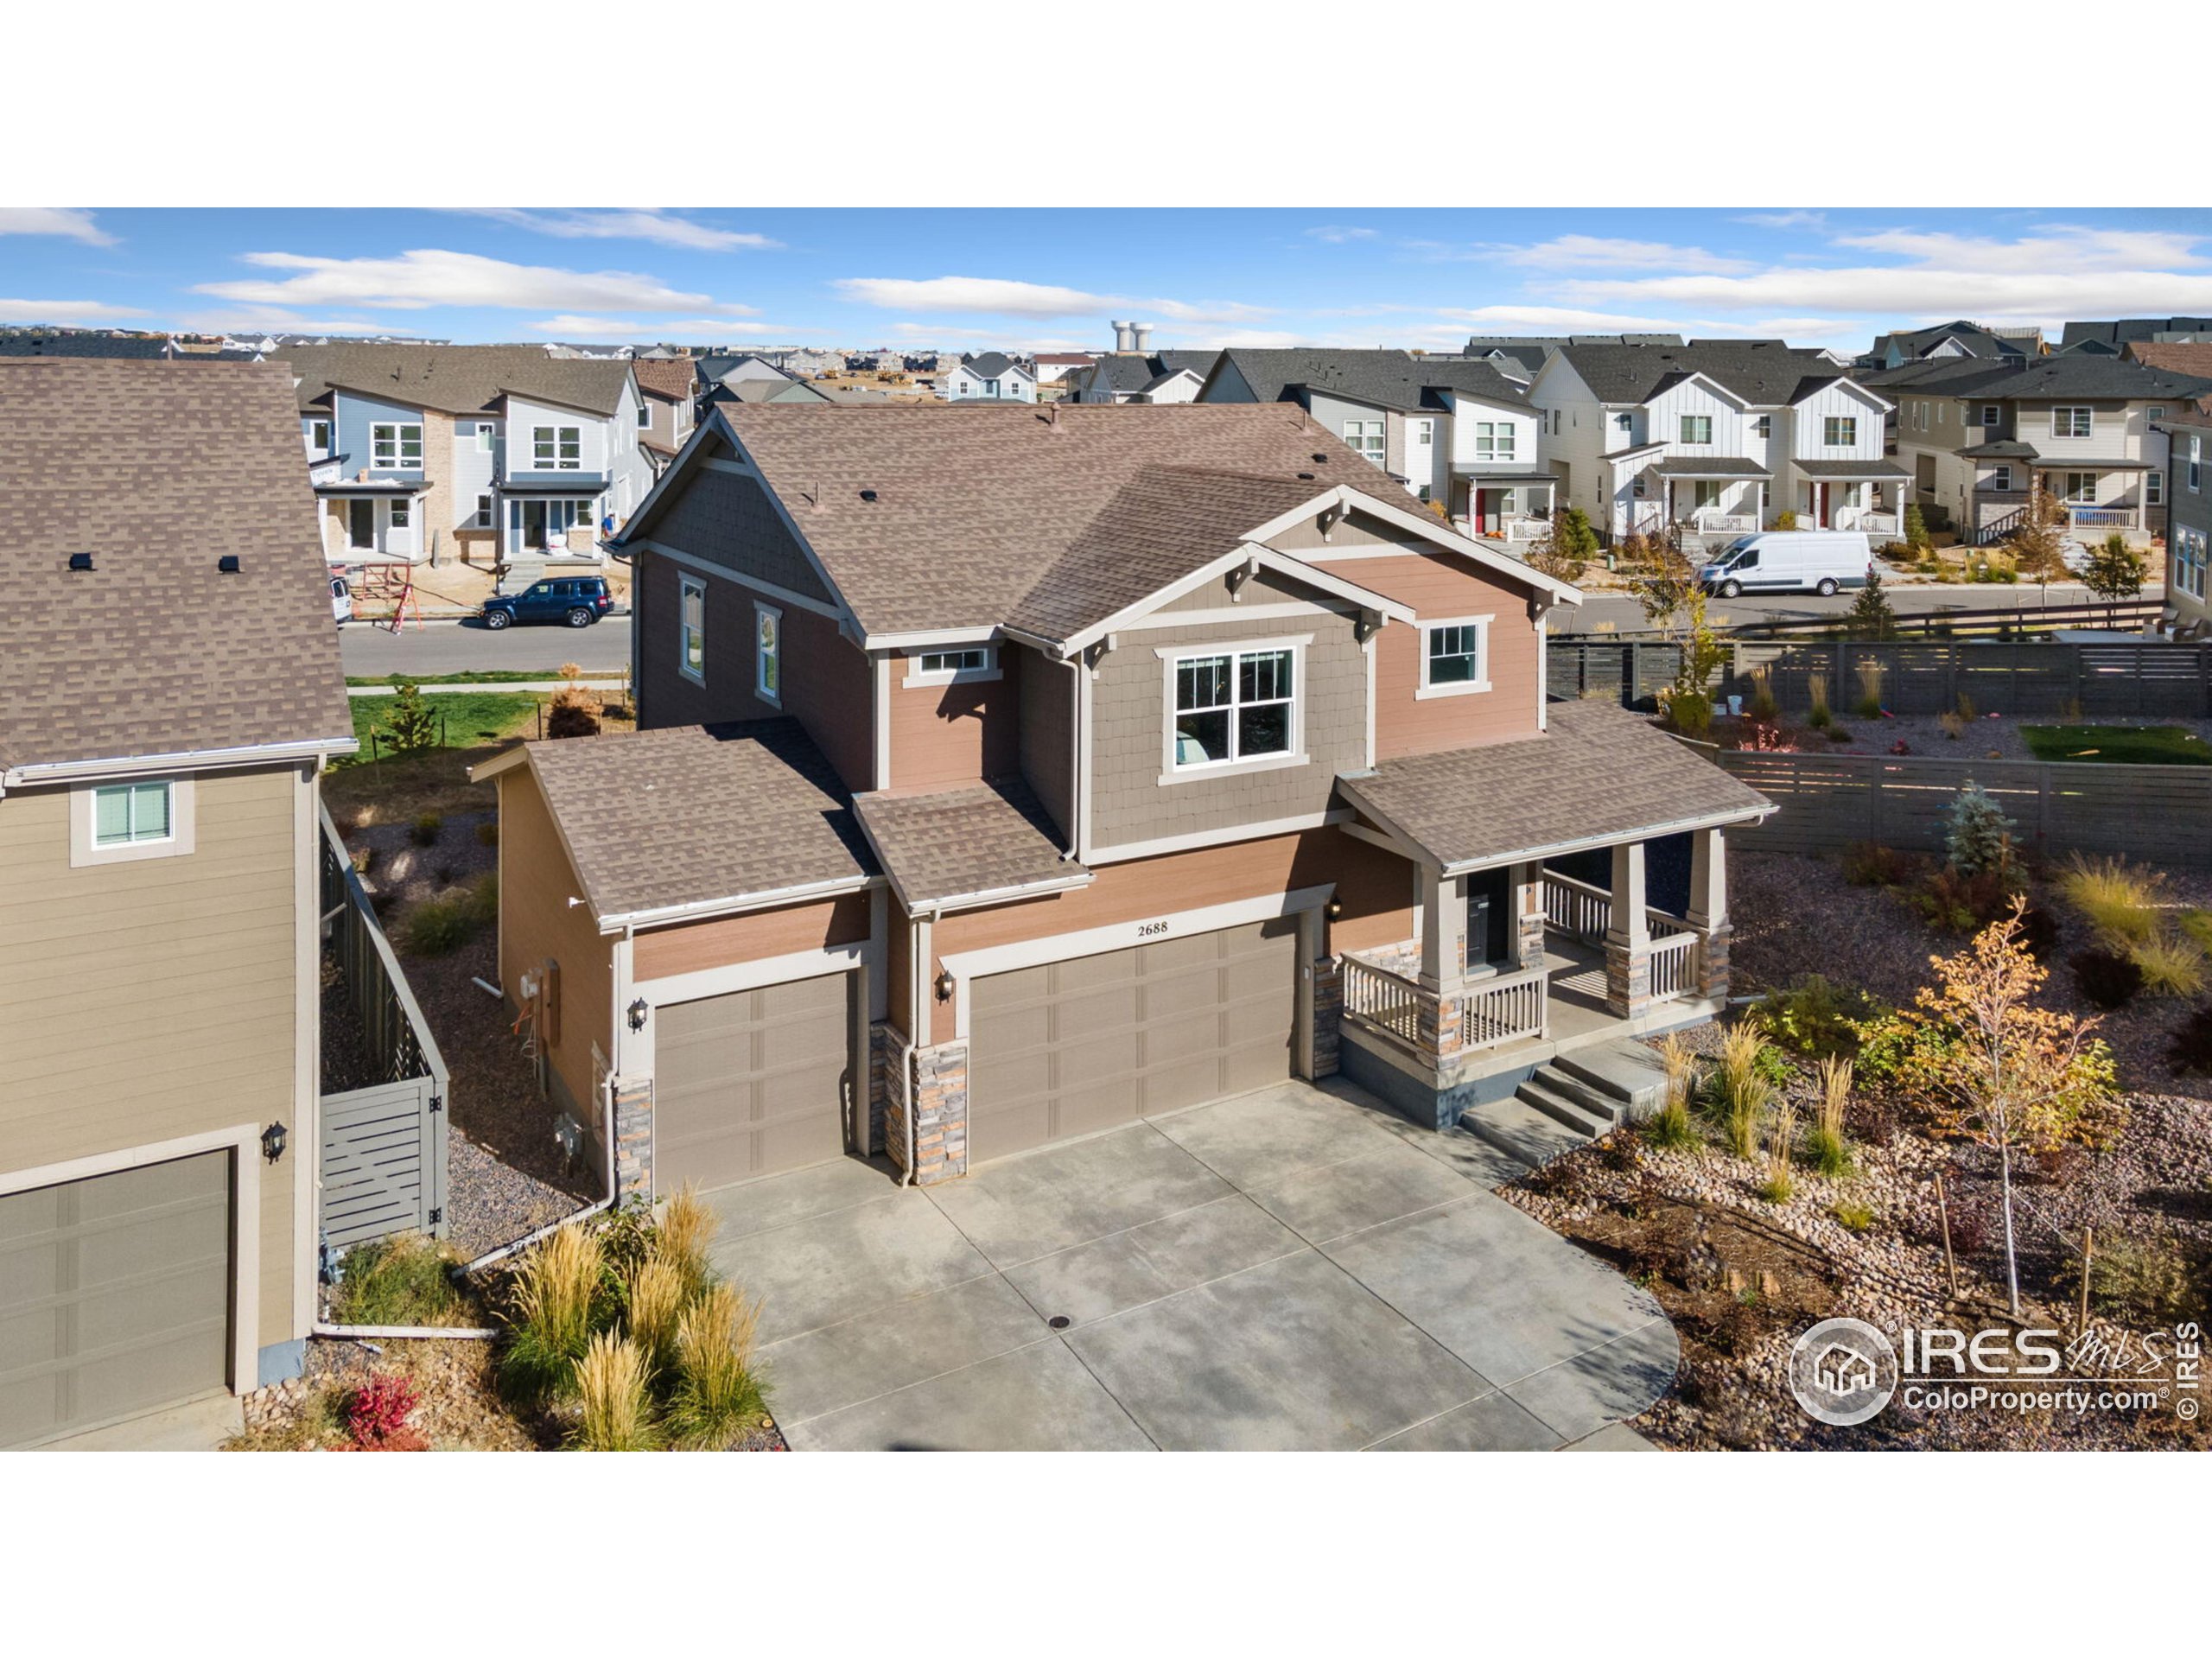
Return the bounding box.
[925,825,1409,1042]
[887,645,1021,794]
[632,890,873,982]
[1016,643,1074,842]
[1349,550,1541,758]
[498,765,614,1115]
[0,765,303,1344]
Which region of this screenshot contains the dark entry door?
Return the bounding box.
[1465,868,1511,970]
[347,499,376,550]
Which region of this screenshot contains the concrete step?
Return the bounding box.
[1510,1079,1612,1140]
[1554,1039,1670,1121]
[1529,1065,1625,1126]
[1459,1096,1593,1170]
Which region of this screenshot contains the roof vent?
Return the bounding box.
[1297,471,1316,480]
[217,554,242,574]
[1311,452,1328,464]
[67,552,93,572]
[859,488,878,503]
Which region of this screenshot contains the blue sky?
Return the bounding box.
[10,207,2212,355]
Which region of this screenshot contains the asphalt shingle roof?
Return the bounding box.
[1794,457,1912,478]
[518,720,874,924]
[0,359,353,772]
[1548,340,1847,407]
[1338,701,1770,874]
[1212,349,1531,411]
[2062,318,2212,350]
[960,352,1020,378]
[1085,351,1221,394]
[853,779,1086,911]
[0,331,174,359]
[1874,354,2212,404]
[630,356,698,403]
[275,343,634,416]
[1649,456,1770,479]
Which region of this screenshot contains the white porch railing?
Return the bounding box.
[1649,933,1698,1001]
[1454,964,1548,1052]
[1504,517,1547,543]
[1694,509,1758,534]
[1834,508,1899,536]
[1342,955,1423,1047]
[2067,506,2136,531]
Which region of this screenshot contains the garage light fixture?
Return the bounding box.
[262,1122,289,1164]
[1326,898,1343,920]
[934,969,955,1001]
[627,998,650,1032]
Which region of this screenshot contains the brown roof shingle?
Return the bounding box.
[517,720,874,924]
[1337,701,1770,873]
[2124,340,2212,379]
[853,779,1087,912]
[630,356,698,404]
[274,343,634,417]
[0,359,353,773]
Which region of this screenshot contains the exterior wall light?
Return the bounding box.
[628,998,650,1031]
[935,969,956,1001]
[1326,898,1344,920]
[262,1122,289,1164]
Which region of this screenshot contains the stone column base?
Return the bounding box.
[909,1040,970,1185]
[1603,936,1658,1020]
[1696,924,1732,1000]
[610,1074,653,1204]
[1311,955,1342,1079]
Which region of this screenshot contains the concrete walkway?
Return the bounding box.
[702,1078,1675,1452]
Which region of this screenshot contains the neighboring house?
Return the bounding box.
[1460,334,1681,380]
[1032,352,1096,386]
[1203,348,1554,535]
[0,359,357,1446]
[1526,340,1902,542]
[2155,399,2212,634]
[2060,318,2212,354]
[631,355,699,476]
[1873,353,2212,544]
[0,329,178,359]
[712,376,834,406]
[1861,318,2032,372]
[279,344,653,568]
[945,352,1038,402]
[696,353,797,403]
[479,402,1768,1210]
[1065,349,1218,405]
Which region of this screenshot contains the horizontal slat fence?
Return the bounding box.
[1715,750,2212,868]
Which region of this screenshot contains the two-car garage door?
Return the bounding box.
[653,975,853,1192]
[1,1152,232,1449]
[968,918,1298,1165]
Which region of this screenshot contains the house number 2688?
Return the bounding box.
[1137,921,1170,938]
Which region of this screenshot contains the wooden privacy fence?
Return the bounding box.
[1548,639,2212,718]
[1714,749,2212,868]
[319,803,449,1249]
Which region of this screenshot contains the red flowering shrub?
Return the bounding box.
[346,1374,421,1448]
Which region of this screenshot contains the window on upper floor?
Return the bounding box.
[1419,616,1492,699]
[678,575,706,683]
[1615,412,1632,432]
[371,422,423,470]
[534,425,582,469]
[1680,415,1713,444]
[1472,422,1514,461]
[2149,405,2168,422]
[1753,415,1771,438]
[1550,409,1560,435]
[1343,419,1384,464]
[309,419,332,451]
[2148,470,2164,506]
[754,601,782,704]
[2053,406,2093,439]
[907,645,998,685]
[476,422,496,452]
[1980,404,2001,427]
[637,404,652,429]
[1824,416,1858,447]
[93,779,172,848]
[1168,645,1298,773]
[2191,435,2203,493]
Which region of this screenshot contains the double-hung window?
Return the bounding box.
[1991,465,2013,493]
[1343,419,1384,464]
[678,576,706,683]
[754,602,782,704]
[1472,422,1514,461]
[389,496,410,531]
[1823,416,1857,446]
[308,419,332,452]
[476,421,496,452]
[2176,528,2209,601]
[1680,414,1713,445]
[474,493,494,529]
[2148,470,2164,506]
[2190,435,2202,493]
[2063,471,2097,505]
[1980,404,2001,429]
[637,404,652,429]
[2053,406,2093,439]
[371,422,423,470]
[1420,616,1492,697]
[534,425,582,469]
[93,780,173,848]
[1753,415,1771,438]
[1168,645,1298,772]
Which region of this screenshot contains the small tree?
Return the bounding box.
[1944,780,2015,877]
[1625,531,1696,628]
[1889,903,2120,1313]
[2082,532,2146,616]
[1903,501,1932,552]
[1844,564,1899,639]
[1660,585,1728,736]
[2006,484,2068,582]
[1529,505,1596,582]
[383,680,438,753]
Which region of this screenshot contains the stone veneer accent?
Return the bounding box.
[868,1023,891,1154]
[879,1024,914,1176]
[909,1040,970,1185]
[611,1074,653,1203]
[1696,925,1732,1000]
[1311,955,1342,1078]
[1603,937,1659,1020]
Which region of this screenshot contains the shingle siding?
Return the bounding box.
[642,466,836,605]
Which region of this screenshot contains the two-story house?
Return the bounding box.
[0,359,356,1446]
[281,344,655,569]
[1861,319,2033,373]
[477,402,1767,1219]
[2155,397,2212,633]
[1873,353,2212,544]
[1526,340,1902,543]
[945,352,1038,402]
[631,354,699,477]
[1065,349,1219,404]
[1198,350,1551,537]
[2059,317,2212,355]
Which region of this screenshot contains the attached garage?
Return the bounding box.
[968,917,1298,1165]
[0,1151,233,1449]
[652,974,855,1192]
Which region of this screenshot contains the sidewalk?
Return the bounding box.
[347,678,624,697]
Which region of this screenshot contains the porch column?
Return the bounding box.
[1603,840,1655,1019]
[1512,862,1548,971]
[2139,479,2149,536]
[1416,864,1465,1060]
[1688,825,1732,1000]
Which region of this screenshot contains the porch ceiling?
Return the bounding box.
[1793,458,1910,479]
[1648,457,1768,480]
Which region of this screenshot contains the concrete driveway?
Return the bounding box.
[701,1078,1675,1451]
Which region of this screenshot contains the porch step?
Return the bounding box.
[1457,1096,1594,1171]
[1553,1039,1670,1122]
[1516,1074,1616,1138]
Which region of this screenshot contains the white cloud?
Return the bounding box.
[834,275,1269,325]
[1438,303,1694,332]
[1304,226,1376,244]
[1495,235,1753,275]
[459,209,780,251]
[167,304,415,336]
[1560,266,2212,326]
[0,297,149,324]
[1831,223,2209,273]
[194,248,757,315]
[0,208,114,245]
[1737,210,1826,230]
[524,315,786,340]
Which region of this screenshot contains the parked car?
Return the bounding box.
[482,575,613,630]
[1699,531,1872,598]
[330,574,353,624]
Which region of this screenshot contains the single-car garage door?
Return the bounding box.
[969,917,1298,1165]
[0,1151,232,1448]
[654,975,852,1192]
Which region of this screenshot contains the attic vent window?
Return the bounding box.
[217,555,242,574]
[67,552,93,572]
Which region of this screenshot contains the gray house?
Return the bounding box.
[2158,401,2212,633]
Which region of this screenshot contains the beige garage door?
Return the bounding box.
[0,1151,232,1448]
[969,917,1298,1165]
[654,975,851,1192]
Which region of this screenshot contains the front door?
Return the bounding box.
[522,499,548,551]
[1465,867,1511,971]
[347,499,376,551]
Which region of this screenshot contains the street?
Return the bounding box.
[1559,579,2159,637]
[340,614,632,677]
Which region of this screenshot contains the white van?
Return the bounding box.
[1698,531,1872,597]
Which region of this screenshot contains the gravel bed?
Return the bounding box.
[320,948,378,1094]
[348,809,499,910]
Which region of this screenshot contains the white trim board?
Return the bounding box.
[632,538,843,621]
[625,944,871,1086]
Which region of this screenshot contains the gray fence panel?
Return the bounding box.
[321,1078,443,1251]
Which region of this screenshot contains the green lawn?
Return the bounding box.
[347,690,545,757]
[2019,724,2212,766]
[345,670,621,686]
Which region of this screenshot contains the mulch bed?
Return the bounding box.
[1703,709,2212,765]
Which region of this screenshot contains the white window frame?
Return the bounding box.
[1753,414,1771,438]
[308,419,332,452]
[2147,470,2164,506]
[903,644,999,688]
[2052,406,2093,439]
[753,601,783,707]
[1342,418,1384,465]
[1980,404,2000,428]
[1156,636,1309,785]
[388,495,411,530]
[532,424,583,471]
[370,421,423,471]
[474,493,494,530]
[475,421,496,453]
[1991,465,2013,493]
[71,776,195,868]
[2062,471,2098,505]
[1680,414,1713,445]
[637,404,652,429]
[2148,405,2167,423]
[1416,614,1494,700]
[678,575,706,685]
[2191,435,2203,493]
[1823,416,1857,447]
[1472,421,1515,461]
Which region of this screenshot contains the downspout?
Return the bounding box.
[1054,650,1085,861]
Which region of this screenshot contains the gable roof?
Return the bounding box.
[2122,340,2212,380]
[1208,348,1531,411]
[0,331,175,360]
[2061,318,2212,351]
[1084,350,1222,395]
[0,360,353,776]
[959,352,1026,379]
[1869,319,2028,363]
[631,356,698,403]
[1877,354,2212,404]
[275,343,633,416]
[1546,340,1846,406]
[1460,334,1681,378]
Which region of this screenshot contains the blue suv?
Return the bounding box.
[482,575,613,630]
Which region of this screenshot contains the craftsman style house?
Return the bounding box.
[281,344,655,568]
[0,359,356,1446]
[1527,340,1903,543]
[478,403,1767,1205]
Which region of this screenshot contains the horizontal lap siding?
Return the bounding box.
[498,766,613,1114]
[1017,644,1074,842]
[1349,551,1541,757]
[888,646,1020,794]
[632,892,873,983]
